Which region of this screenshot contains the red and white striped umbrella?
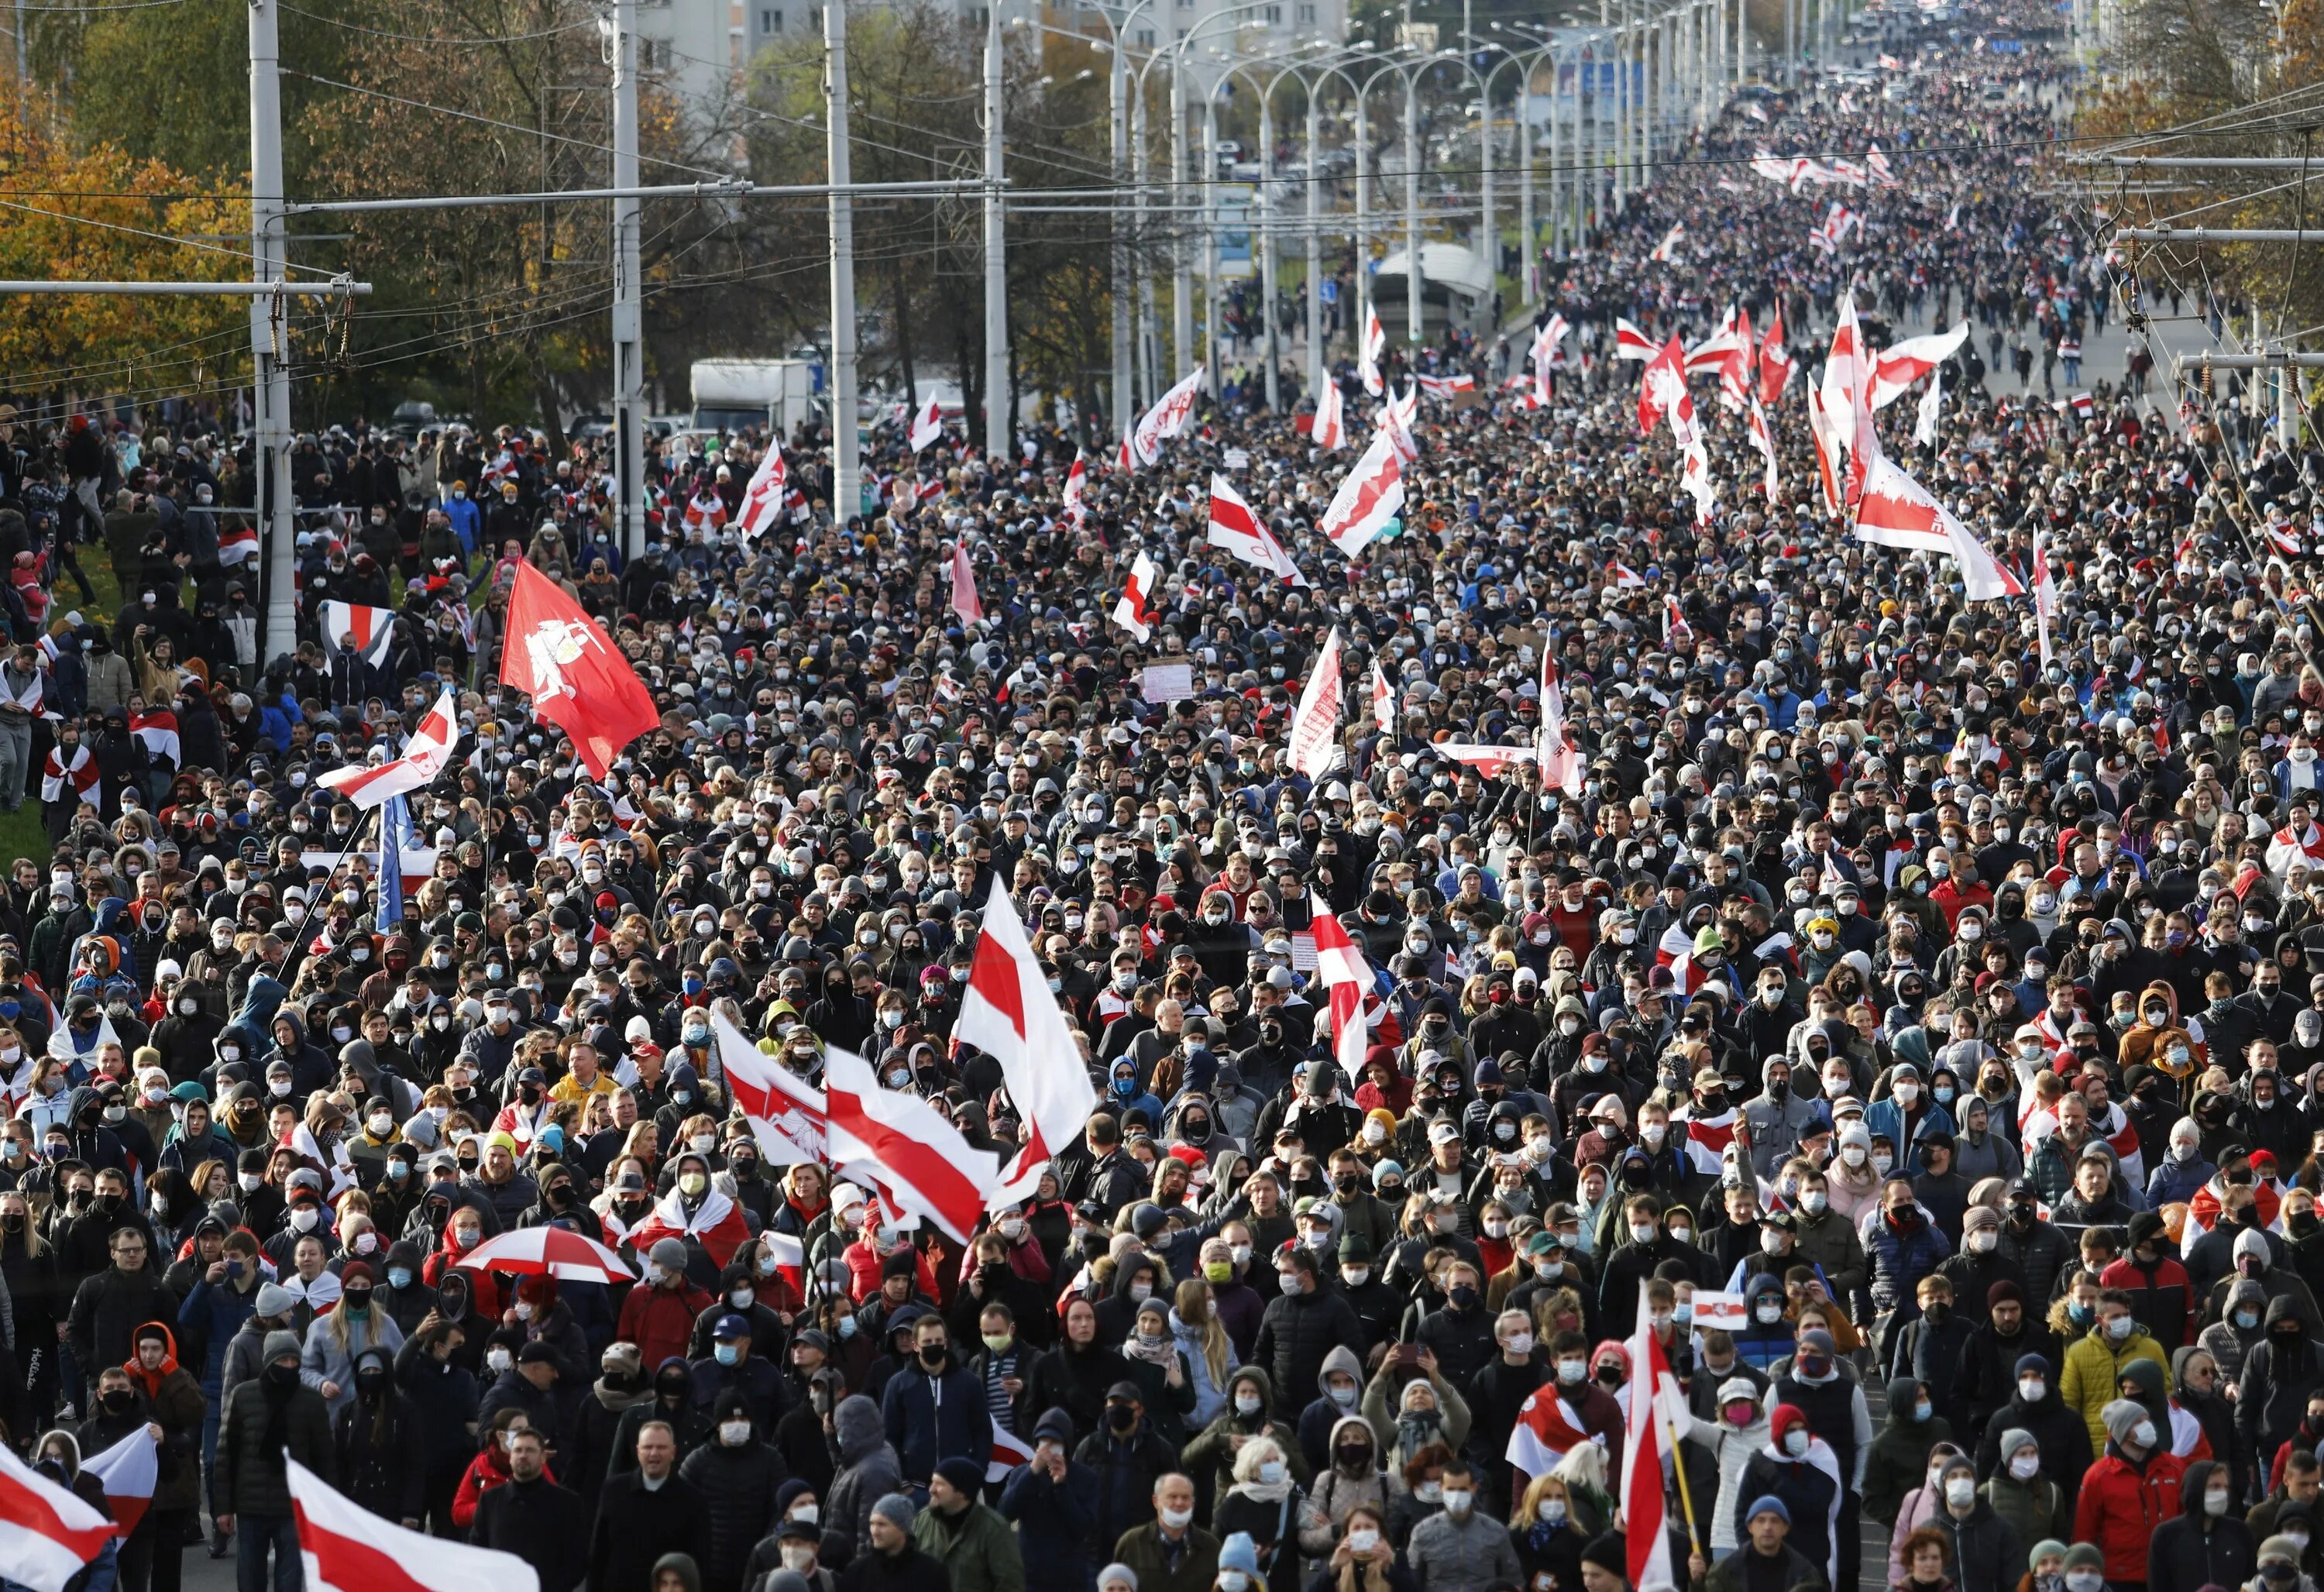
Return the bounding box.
[452,1224,635,1284]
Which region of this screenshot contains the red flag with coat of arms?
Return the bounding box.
[500,560,662,781]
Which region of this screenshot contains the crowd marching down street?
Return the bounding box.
[0,9,2319,1592]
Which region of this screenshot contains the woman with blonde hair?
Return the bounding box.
[1215,1434,1321,1590]
[1305,1503,1409,1592]
[1511,1473,1587,1592]
[1171,1276,1238,1428]
[299,1257,401,1418]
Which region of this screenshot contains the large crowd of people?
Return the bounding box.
[0,11,2315,1592]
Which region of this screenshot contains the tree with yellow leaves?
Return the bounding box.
[0,93,247,409]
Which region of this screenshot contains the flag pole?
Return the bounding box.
[1662,1404,1705,1560]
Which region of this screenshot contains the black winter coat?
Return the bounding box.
[2147,1460,2257,1592]
[333,1390,425,1524]
[471,1473,593,1592]
[677,1439,790,1592]
[1928,1498,2023,1592]
[587,1470,712,1592]
[1253,1288,1367,1406]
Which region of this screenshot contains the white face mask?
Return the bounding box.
[2009,1453,2040,1480]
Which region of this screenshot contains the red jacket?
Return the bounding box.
[616,1279,713,1370]
[2074,1449,2188,1582]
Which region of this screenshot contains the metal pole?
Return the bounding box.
[0,280,369,294]
[1205,95,1222,393]
[1403,69,1420,344]
[1736,0,1745,88]
[14,0,25,91]
[1353,88,1369,354]
[826,0,861,517]
[1172,57,1193,373]
[1480,65,1495,310]
[290,178,968,215]
[984,4,1009,459]
[1134,88,1155,409]
[1111,36,1131,432]
[611,0,645,559]
[1520,57,1535,298]
[2115,227,2324,242]
[1260,84,1280,408]
[1305,81,1322,401]
[249,0,296,662]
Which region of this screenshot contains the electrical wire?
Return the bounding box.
[277,2,600,43]
[0,194,345,276]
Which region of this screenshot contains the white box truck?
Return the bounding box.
[689,358,820,436]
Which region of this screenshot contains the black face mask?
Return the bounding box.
[918,1343,947,1367]
[1108,1405,1137,1433]
[101,1388,136,1414]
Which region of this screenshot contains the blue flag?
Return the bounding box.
[378,795,407,930]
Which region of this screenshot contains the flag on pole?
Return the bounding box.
[712,1009,829,1166]
[77,1430,157,1537]
[1131,369,1205,466]
[1758,304,1795,404]
[1746,395,1780,500]
[1913,362,1944,448]
[956,877,1099,1205]
[1614,318,1656,359]
[823,1044,1002,1240]
[949,543,982,626]
[290,1456,538,1592]
[1286,626,1345,779]
[734,445,792,540]
[1868,321,1970,410]
[1311,374,1346,450]
[1207,476,1305,585]
[1855,452,2023,601]
[0,1446,119,1592]
[1311,896,1373,1081]
[1317,433,1404,559]
[1621,1283,1679,1592]
[2033,527,2058,665]
[1061,454,1088,527]
[1648,223,1685,263]
[1369,658,1395,737]
[1112,552,1160,641]
[318,600,397,671]
[378,794,408,929]
[315,687,459,810]
[908,395,945,452]
[498,561,663,781]
[1359,303,1386,395]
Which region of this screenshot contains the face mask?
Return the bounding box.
[1783,1429,1810,1456]
[487,1348,514,1373]
[1442,1490,1473,1517]
[2132,1418,2157,1449]
[1159,1507,1194,1530]
[1802,1191,1828,1214]
[1235,1391,1262,1416]
[2106,1315,2133,1341]
[2067,1574,2105,1592]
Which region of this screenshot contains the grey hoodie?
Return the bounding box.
[820,1394,902,1572]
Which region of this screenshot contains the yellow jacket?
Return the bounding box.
[2059,1324,2169,1454]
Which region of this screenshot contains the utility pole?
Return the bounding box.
[249,0,297,662]
[610,0,645,559]
[1259,88,1279,407]
[1403,71,1419,342]
[1305,83,1322,401]
[984,3,1008,459]
[1110,34,1131,432]
[1171,59,1192,373]
[826,0,860,517]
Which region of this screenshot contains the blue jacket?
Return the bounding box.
[1862,1098,1956,1176]
[177,1274,260,1393]
[2147,1154,2215,1209]
[999,1451,1102,1587]
[880,1357,992,1486]
[1864,1210,1953,1317]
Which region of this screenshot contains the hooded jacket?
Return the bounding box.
[1862,1377,1952,1527]
[2235,1295,2324,1466]
[2147,1458,2257,1592]
[820,1394,903,1570]
[2059,1319,2169,1455]
[2073,1429,2188,1583]
[121,1319,206,1513]
[1183,1365,1308,1508]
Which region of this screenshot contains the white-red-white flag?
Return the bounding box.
[987,1425,1036,1485]
[1913,362,1944,448]
[78,1429,157,1537]
[1061,454,1088,527]
[315,687,458,810]
[1318,432,1404,559]
[1868,143,1899,186]
[823,1044,1001,1240]
[1378,387,1420,462]
[290,1455,538,1592]
[1311,374,1346,450]
[319,600,397,671]
[1648,223,1685,263]
[1359,303,1386,395]
[950,542,982,626]
[1614,317,1656,360]
[1759,304,1795,404]
[1807,387,1844,514]
[1855,452,2023,601]
[1132,368,1205,465]
[1869,321,1969,410]
[734,445,792,540]
[1311,896,1373,1081]
[2033,526,2058,665]
[1415,373,1476,399]
[1747,394,1780,501]
[712,1010,827,1166]
[1206,475,1305,586]
[1621,1283,1679,1592]
[957,876,1099,1205]
[1435,744,1536,779]
[0,1446,118,1592]
[1286,626,1345,779]
[1369,658,1395,737]
[1112,552,1161,641]
[1820,293,1867,445]
[908,395,945,452]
